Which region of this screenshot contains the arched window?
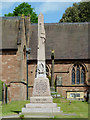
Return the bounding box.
[76,65,80,84]
[72,67,75,84]
[81,66,85,84]
[71,64,86,85]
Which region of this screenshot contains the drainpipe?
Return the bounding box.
[26,48,31,100]
[51,50,55,92]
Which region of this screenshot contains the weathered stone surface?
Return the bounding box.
[20,13,60,114]
[26,103,57,108]
[30,96,53,103]
[32,77,51,97]
[22,107,60,113]
[37,13,46,78]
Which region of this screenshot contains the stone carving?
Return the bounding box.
[20,13,60,114]
[37,63,44,75]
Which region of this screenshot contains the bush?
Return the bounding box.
[19,114,24,119]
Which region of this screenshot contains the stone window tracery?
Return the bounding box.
[72,64,85,84]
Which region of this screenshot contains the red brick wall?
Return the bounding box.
[8,82,26,101]
[2,51,20,84]
[1,50,90,100]
[1,51,27,101]
[57,86,87,98]
[28,62,90,98]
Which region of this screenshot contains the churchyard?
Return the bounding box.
[1,98,88,118]
[1,2,90,118]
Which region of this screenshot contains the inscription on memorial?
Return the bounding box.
[35,80,47,95]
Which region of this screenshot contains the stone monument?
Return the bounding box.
[21,13,60,114]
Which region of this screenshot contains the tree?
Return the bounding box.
[59,2,90,22]
[4,2,38,23]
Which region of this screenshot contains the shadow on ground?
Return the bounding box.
[10,110,21,114]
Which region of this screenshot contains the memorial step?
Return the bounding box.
[26,103,57,108]
[21,107,60,113]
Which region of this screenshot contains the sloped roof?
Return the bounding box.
[29,23,89,60]
[0,17,89,59]
[1,17,20,49]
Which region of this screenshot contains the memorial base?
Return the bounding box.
[21,103,60,113]
[30,96,53,103]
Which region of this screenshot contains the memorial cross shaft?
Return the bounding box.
[37,13,46,78]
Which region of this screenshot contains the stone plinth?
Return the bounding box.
[30,96,53,103]
[22,107,60,113]
[20,13,61,115]
[32,77,51,96]
[21,103,60,113]
[26,103,57,108]
[21,77,60,113]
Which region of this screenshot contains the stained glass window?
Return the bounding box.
[76,65,80,84]
[81,66,85,84]
[72,67,75,84]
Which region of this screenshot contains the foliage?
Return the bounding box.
[4,2,38,23]
[47,76,51,86]
[19,114,24,119]
[60,2,90,22]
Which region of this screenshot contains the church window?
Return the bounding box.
[72,64,85,85]
[76,65,80,84]
[72,67,75,84]
[81,66,85,84]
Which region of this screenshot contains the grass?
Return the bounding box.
[53,98,88,118]
[2,100,30,116]
[0,101,2,116]
[1,98,88,118]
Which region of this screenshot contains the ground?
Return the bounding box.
[0,98,88,118]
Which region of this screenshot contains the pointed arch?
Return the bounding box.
[76,65,80,84]
[81,65,85,84]
[72,67,75,84]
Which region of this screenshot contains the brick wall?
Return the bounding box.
[8,82,26,101]
[1,50,90,100]
[1,50,27,101]
[28,62,90,98]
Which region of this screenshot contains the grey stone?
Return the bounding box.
[20,13,60,114]
[26,103,57,108]
[22,107,60,113]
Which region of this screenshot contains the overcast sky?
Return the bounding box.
[1,0,81,23]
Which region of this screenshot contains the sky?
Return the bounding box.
[1,1,81,23]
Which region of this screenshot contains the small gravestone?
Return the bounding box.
[20,13,60,114]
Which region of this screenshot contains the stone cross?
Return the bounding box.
[37,13,46,78]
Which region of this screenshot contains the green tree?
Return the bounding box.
[4,2,38,23]
[59,2,90,22]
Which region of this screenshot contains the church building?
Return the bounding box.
[0,15,90,102]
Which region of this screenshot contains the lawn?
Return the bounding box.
[1,98,88,118]
[0,101,2,116]
[53,98,88,118]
